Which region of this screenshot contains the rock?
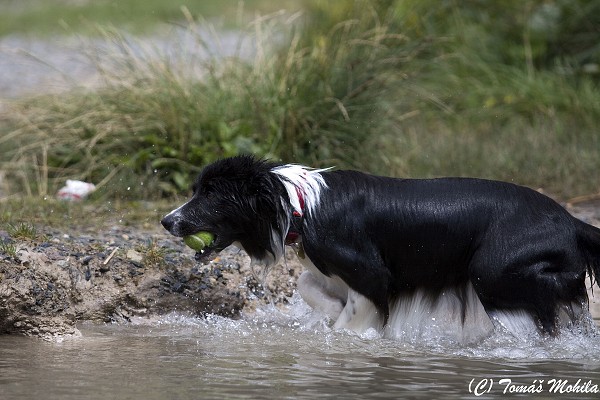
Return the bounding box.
[126,249,143,263]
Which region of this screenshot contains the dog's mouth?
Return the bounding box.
[192,234,227,263]
[194,245,218,263]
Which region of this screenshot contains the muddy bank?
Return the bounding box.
[0,223,301,340]
[1,199,599,340]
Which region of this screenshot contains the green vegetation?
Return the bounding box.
[0,0,300,36]
[2,6,415,197]
[0,242,17,259]
[1,0,599,201]
[0,197,170,229]
[375,0,600,195]
[7,222,39,241]
[138,240,169,267]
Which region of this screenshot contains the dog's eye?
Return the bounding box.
[202,187,215,200]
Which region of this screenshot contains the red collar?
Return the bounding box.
[293,187,304,217]
[285,187,304,244]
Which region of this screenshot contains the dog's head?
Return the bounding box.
[161,156,289,263]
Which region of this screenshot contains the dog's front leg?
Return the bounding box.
[297,256,348,321]
[333,288,384,334]
[297,270,347,320]
[301,235,391,334]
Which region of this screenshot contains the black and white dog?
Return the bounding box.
[161,155,600,339]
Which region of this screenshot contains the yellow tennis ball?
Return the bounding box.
[183,232,214,251]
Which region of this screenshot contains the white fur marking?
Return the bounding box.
[334,289,383,334]
[296,255,348,321]
[163,200,193,236]
[271,164,330,216]
[164,200,189,219]
[488,310,539,336]
[297,268,498,342]
[297,271,346,320]
[296,259,493,340]
[297,255,382,334]
[387,283,494,343]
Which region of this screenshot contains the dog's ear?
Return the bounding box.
[247,171,282,218]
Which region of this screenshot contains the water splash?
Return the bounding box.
[127,293,600,361]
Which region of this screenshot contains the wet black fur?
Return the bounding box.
[162,155,600,334]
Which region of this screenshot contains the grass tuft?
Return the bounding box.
[0,242,18,258]
[7,222,39,241]
[139,240,168,267]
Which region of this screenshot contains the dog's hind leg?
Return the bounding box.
[471,252,588,335]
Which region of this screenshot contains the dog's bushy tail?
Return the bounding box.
[576,220,600,289]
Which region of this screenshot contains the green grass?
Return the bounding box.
[0,241,17,258]
[1,9,417,198]
[372,53,600,195]
[0,0,301,37]
[1,0,599,200]
[138,240,169,267]
[6,222,39,241]
[374,113,600,196]
[360,0,600,197]
[0,197,171,230]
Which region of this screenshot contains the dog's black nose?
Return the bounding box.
[161,215,174,232]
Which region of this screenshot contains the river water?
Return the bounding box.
[1,295,600,399]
